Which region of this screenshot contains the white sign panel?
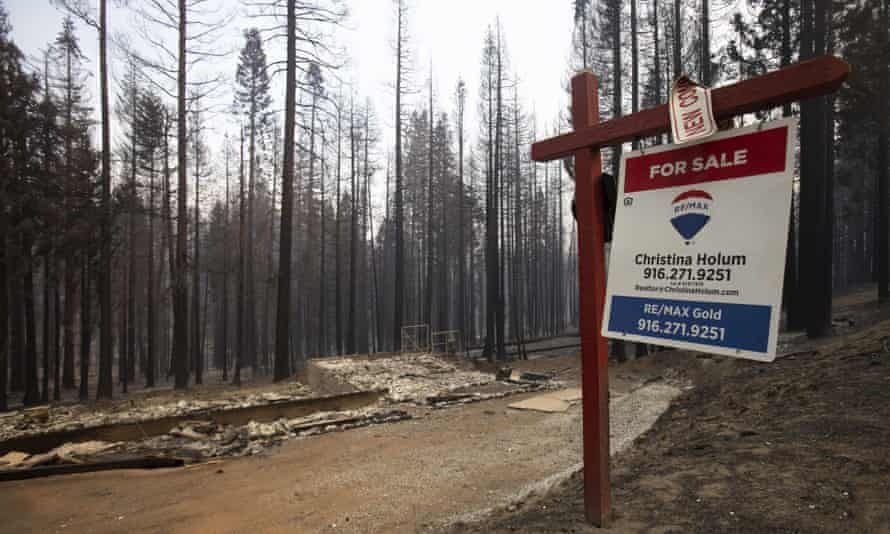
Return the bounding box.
[602,118,797,362]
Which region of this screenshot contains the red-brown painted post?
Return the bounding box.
[570,71,611,526]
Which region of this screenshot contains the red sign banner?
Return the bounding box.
[624,126,789,194]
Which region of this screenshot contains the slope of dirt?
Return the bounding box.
[445,316,890,534]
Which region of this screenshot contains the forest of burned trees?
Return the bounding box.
[0,0,888,408]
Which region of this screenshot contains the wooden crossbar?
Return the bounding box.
[531,55,850,162]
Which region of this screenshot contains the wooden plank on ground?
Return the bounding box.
[0,456,184,483]
[508,396,571,413]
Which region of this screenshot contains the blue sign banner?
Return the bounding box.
[607,295,771,353]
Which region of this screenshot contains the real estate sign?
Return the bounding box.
[602,118,798,361]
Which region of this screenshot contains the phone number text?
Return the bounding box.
[635,318,726,342]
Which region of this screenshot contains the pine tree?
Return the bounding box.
[392,0,411,351]
[235,28,272,372]
[52,0,113,401]
[1,5,42,407]
[114,57,140,394]
[189,92,211,384]
[837,0,889,301]
[574,0,592,69]
[424,67,434,330]
[236,126,246,385]
[480,25,504,361]
[221,134,233,380]
[52,16,91,390]
[134,89,164,387]
[455,79,467,350]
[347,95,358,354]
[334,95,344,355]
[36,46,64,404]
[299,62,324,357]
[172,0,190,390]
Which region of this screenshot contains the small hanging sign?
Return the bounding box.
[669,76,718,144]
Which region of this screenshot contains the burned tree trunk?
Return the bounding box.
[0,233,7,412]
[274,0,296,381]
[23,234,40,406]
[79,254,91,400]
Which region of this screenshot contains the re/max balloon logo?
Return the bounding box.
[670,190,712,241]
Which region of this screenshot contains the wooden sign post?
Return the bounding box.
[531,55,850,527]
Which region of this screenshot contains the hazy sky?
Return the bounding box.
[5,1,758,211]
[6,1,575,155]
[3,0,580,214]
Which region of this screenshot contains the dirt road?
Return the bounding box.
[0,356,679,534]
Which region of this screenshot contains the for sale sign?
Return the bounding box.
[602,118,797,361]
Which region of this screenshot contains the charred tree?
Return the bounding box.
[274,0,295,380]
[392,0,410,351]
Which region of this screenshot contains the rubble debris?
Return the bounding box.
[505,370,553,384]
[53,441,119,462]
[169,427,208,441]
[0,382,313,443]
[216,428,239,446]
[174,444,213,462]
[519,372,552,382]
[20,452,60,468]
[247,420,287,440]
[1,389,381,457]
[495,367,513,381]
[187,421,216,434]
[0,441,122,473]
[114,409,413,463]
[0,451,29,468]
[426,393,475,405]
[314,353,497,403]
[1,353,564,467]
[287,415,361,434]
[22,407,50,424]
[260,393,292,403]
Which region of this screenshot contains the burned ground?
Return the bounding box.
[445,296,890,534]
[3,291,889,533]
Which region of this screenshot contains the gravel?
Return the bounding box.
[434,381,682,531]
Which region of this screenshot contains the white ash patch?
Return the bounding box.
[315,353,496,403]
[0,382,312,442]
